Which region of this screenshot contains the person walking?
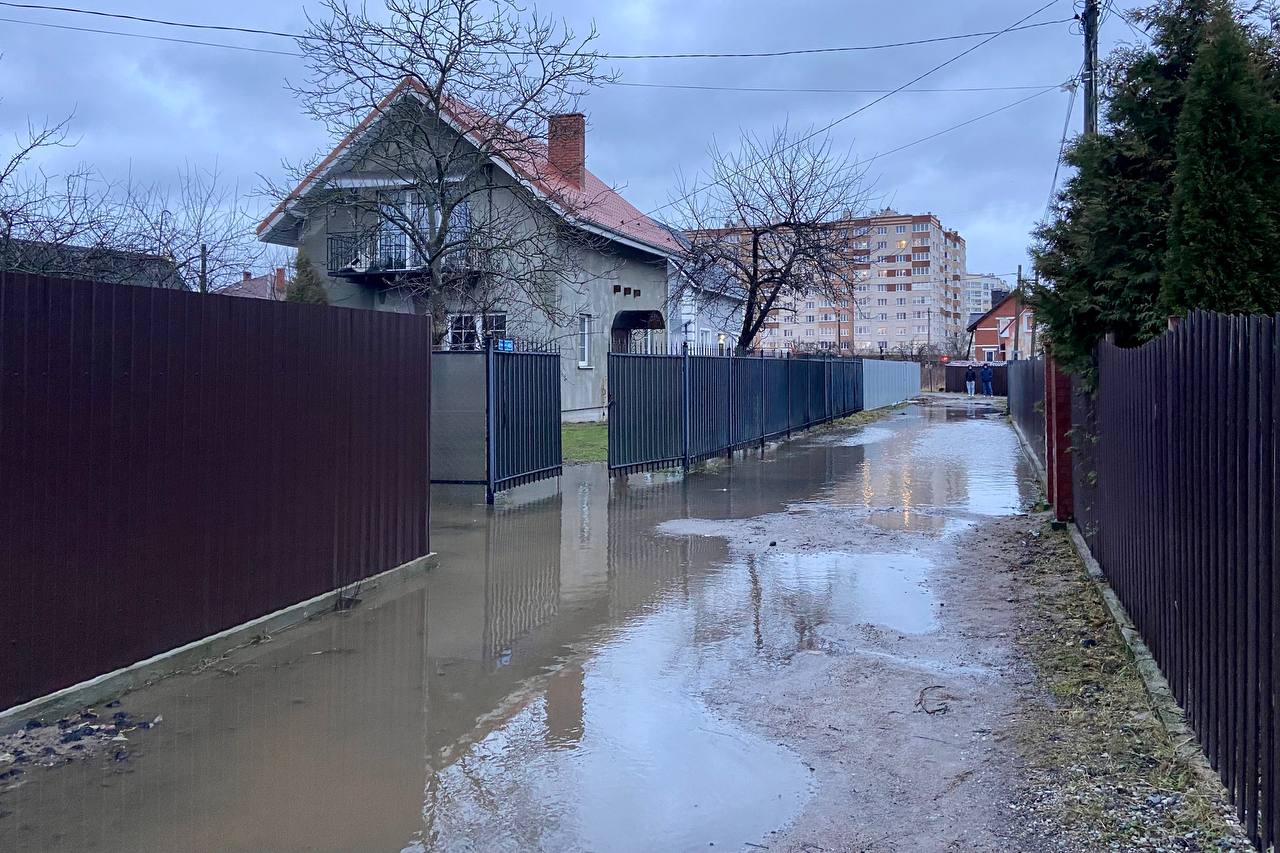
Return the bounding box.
[980,362,994,397]
[964,364,977,397]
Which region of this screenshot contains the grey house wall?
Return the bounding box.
[673,287,744,351]
[556,245,667,422]
[276,111,673,421]
[295,190,669,421]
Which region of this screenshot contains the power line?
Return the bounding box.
[868,85,1063,163]
[0,1,301,39]
[0,15,1070,101]
[611,80,1061,96]
[0,2,1074,60]
[1041,74,1081,223]
[638,0,1067,223]
[0,14,1073,100]
[585,20,1075,59]
[0,15,300,55]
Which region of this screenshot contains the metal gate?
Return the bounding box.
[431,339,561,501]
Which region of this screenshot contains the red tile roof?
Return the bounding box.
[258,78,677,257]
[222,268,286,300]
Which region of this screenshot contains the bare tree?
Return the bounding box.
[0,114,129,270]
[2,104,262,291]
[120,163,264,292]
[271,0,621,343]
[668,126,872,352]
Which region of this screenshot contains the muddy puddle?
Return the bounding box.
[865,508,949,531]
[761,551,937,634]
[0,398,1033,852]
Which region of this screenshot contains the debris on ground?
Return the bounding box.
[0,706,158,789]
[1008,523,1253,852]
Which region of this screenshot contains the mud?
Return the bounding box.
[0,395,1042,852]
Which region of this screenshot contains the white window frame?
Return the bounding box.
[577,314,592,367]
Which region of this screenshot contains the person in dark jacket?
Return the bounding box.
[980,363,994,396]
[964,364,977,396]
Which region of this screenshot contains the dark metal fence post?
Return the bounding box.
[786,351,792,440]
[827,356,834,423]
[484,335,496,505]
[681,340,691,473]
[726,348,734,460]
[759,350,766,455]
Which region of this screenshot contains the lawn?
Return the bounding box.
[562,422,607,463]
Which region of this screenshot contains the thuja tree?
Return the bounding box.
[1164,7,1280,315]
[1031,0,1222,377]
[286,249,330,304]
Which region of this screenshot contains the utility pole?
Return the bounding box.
[1012,264,1023,361]
[1083,0,1100,135]
[199,243,208,294]
[1029,272,1039,357]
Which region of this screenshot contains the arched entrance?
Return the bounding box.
[610,309,666,353]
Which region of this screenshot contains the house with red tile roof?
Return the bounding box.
[221,267,287,300]
[965,290,1036,362]
[257,78,679,420]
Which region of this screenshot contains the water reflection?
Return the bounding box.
[0,399,1033,853]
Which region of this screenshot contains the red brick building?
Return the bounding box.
[966,290,1035,362]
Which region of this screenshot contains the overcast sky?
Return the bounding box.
[0,0,1145,283]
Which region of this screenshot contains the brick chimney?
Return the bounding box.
[548,113,585,187]
[273,267,287,298]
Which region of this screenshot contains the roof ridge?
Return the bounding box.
[258,78,677,257]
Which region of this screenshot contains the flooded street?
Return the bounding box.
[1,396,1037,852]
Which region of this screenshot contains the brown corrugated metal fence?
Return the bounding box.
[1086,310,1277,848]
[0,273,431,712]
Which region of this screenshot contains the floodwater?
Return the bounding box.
[0,397,1033,853]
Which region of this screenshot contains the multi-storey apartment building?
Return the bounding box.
[961,273,1005,319]
[757,209,967,356]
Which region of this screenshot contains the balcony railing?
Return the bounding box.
[326,232,477,277]
[326,233,414,274]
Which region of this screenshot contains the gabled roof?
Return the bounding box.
[222,268,287,300]
[965,289,1023,333]
[258,78,678,258]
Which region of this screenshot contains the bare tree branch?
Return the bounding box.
[267,0,625,344]
[2,78,263,291]
[667,125,872,352]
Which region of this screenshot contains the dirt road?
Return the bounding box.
[0,396,1246,852]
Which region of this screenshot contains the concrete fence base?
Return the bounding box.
[0,552,438,734]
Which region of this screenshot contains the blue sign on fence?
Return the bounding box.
[498,338,515,352]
